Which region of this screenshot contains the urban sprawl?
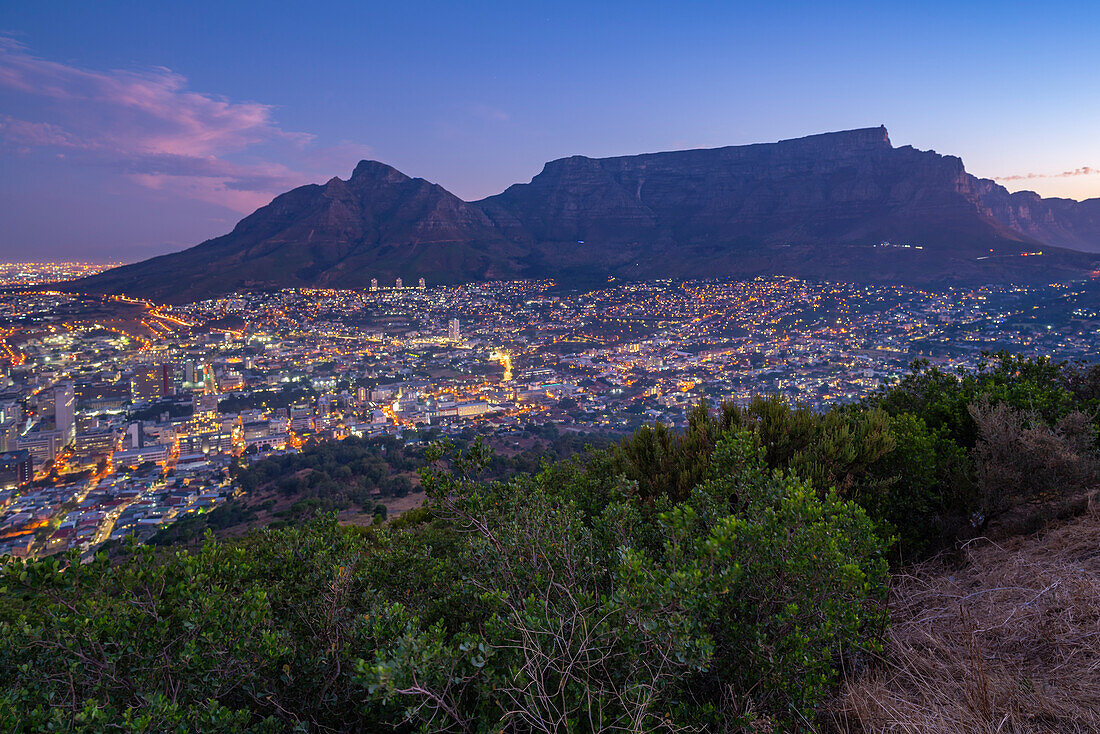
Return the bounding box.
[2,265,1098,559]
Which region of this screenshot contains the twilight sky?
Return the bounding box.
[2,1,1099,263]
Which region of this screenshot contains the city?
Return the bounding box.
[2,266,1098,559]
[5,3,1100,729]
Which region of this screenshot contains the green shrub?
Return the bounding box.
[359,434,888,731]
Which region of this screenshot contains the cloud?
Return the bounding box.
[997,166,1097,182]
[0,37,370,212]
[0,115,81,147]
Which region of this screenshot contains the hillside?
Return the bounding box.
[71,127,1097,303]
[144,429,616,546]
[835,508,1100,732]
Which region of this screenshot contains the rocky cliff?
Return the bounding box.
[974,178,1100,253]
[72,127,1097,302]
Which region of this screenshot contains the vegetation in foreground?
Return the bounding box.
[1,353,1099,732]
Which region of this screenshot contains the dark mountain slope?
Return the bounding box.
[72,127,1097,302]
[477,127,1084,283]
[78,161,524,303]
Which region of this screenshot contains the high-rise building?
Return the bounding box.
[15,431,59,465]
[55,382,75,443]
[396,277,403,289]
[418,277,426,288]
[131,366,163,402]
[0,399,22,425]
[0,449,32,489]
[127,421,145,449]
[73,428,119,457]
[161,363,175,396]
[370,278,378,291]
[289,405,313,432]
[0,419,18,453]
[448,318,461,341]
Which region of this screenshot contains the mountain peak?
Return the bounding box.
[348,159,409,184]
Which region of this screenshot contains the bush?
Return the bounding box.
[0,433,889,732]
[613,396,958,558]
[871,353,1076,449]
[361,434,888,730]
[864,412,973,559]
[969,399,1100,522]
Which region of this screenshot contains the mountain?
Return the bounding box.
[974,179,1100,254]
[75,160,527,303]
[73,127,1097,302]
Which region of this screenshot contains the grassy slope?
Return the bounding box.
[832,503,1100,733]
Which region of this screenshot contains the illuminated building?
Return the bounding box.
[177,430,233,456]
[113,444,171,466]
[15,431,60,465]
[0,450,32,489]
[289,405,313,432]
[74,429,118,457]
[131,366,164,402]
[193,394,219,417]
[55,382,75,442]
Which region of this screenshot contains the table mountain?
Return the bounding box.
[73,126,1098,302]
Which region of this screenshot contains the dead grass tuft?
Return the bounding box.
[831,506,1100,733]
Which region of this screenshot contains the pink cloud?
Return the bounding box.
[0,37,370,212]
[0,115,80,147]
[997,166,1097,182]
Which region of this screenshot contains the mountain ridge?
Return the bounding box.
[71,127,1099,303]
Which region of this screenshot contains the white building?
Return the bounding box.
[55,382,75,443]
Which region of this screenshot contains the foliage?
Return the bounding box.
[359,434,887,731]
[863,412,972,559]
[612,353,1099,559]
[217,386,317,414]
[1,434,887,732]
[969,399,1099,520]
[869,353,1076,449]
[128,399,193,422]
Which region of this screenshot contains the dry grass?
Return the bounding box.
[831,505,1100,733]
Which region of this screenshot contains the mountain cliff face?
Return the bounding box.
[475,127,1065,281]
[974,178,1100,253]
[73,127,1097,302]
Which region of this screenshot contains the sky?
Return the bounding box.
[1,1,1099,263]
